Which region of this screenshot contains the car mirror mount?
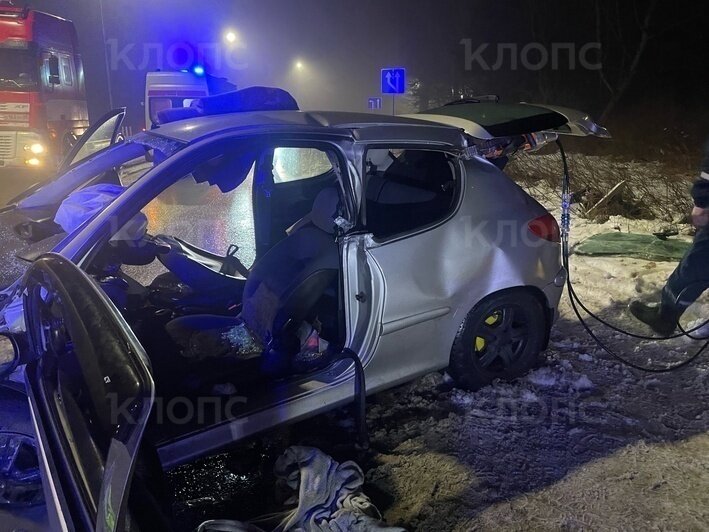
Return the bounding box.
[0,334,19,379]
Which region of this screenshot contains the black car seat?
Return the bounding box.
[166,187,341,377]
[240,186,340,342]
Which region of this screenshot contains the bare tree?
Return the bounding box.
[596,0,660,122]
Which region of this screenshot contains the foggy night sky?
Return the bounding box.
[26,1,709,134]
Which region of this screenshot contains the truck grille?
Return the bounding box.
[0,132,16,159]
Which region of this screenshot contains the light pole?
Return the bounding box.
[98,0,114,110]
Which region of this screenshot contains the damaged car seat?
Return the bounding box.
[166,187,342,381]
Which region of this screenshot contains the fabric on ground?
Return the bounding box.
[575,232,691,262]
[197,447,405,532]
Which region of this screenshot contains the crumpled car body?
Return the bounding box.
[0,94,607,530]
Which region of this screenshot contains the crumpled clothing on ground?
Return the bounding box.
[197,446,405,532]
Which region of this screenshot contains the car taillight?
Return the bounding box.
[528,213,561,243]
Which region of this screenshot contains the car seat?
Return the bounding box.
[165,187,341,379]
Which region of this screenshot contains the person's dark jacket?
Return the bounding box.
[690,137,709,208]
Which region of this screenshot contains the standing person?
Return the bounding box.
[630,138,709,335]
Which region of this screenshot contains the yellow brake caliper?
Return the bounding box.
[475,312,501,352]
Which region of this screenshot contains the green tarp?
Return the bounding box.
[575,232,691,262]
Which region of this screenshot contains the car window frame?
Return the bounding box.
[361,144,464,244]
[62,133,357,272]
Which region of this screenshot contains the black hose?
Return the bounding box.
[557,139,709,372]
[337,348,369,449]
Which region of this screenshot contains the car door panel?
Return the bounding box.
[58,108,127,174]
[363,222,463,387]
[22,254,154,532]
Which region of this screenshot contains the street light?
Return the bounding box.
[224,29,245,48]
[225,30,237,44]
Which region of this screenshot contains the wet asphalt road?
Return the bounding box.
[0,168,50,206]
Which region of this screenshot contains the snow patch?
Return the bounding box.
[526,367,559,388]
[520,389,539,403]
[571,375,595,391]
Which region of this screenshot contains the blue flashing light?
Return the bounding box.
[192,65,205,76]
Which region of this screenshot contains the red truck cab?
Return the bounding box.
[0,2,89,170]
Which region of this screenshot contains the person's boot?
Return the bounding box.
[629,290,683,336]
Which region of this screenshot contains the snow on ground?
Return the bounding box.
[354,172,709,530]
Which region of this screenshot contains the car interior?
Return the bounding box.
[365,148,459,239]
[78,144,349,402]
[20,143,465,531]
[22,143,354,529]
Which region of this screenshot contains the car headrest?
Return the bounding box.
[310,187,340,234]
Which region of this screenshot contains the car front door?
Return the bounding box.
[5,109,128,209]
[21,254,154,531]
[58,108,127,174]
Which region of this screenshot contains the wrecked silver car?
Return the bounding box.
[0,89,607,529]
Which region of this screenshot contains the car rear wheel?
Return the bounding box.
[448,290,547,390]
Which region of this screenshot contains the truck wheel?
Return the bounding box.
[0,387,44,507]
[448,290,546,391]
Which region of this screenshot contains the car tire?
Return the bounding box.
[448,290,547,391]
[0,386,44,507]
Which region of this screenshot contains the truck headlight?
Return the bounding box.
[18,133,47,163]
[27,143,45,155]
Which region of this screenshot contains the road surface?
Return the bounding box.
[0,169,50,206]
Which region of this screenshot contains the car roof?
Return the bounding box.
[151,110,468,147]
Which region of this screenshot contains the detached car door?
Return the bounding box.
[22,254,154,531]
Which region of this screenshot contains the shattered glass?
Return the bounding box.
[221,321,263,359]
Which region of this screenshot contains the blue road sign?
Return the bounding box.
[368,97,382,110]
[381,68,406,94]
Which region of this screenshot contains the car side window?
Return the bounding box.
[272,147,333,184]
[364,148,458,239]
